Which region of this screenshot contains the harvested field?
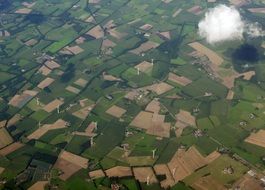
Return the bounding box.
[25,39,38,46]
[104,20,116,30]
[167,147,207,182]
[79,98,90,107]
[0,167,4,175]
[75,36,86,44]
[0,120,6,128]
[167,147,221,185]
[158,31,171,40]
[176,110,196,127]
[130,111,153,130]
[89,169,105,179]
[66,86,81,94]
[146,120,171,138]
[189,42,224,66]
[248,8,265,14]
[241,71,255,80]
[15,8,32,14]
[24,90,38,96]
[188,43,243,89]
[28,181,48,190]
[0,142,24,156]
[27,119,68,140]
[0,128,13,149]
[60,150,88,168]
[127,156,156,166]
[54,150,88,180]
[145,99,161,113]
[128,18,141,25]
[38,65,51,76]
[230,0,249,6]
[106,105,126,118]
[226,90,234,100]
[134,61,153,73]
[7,114,22,127]
[192,175,226,190]
[85,16,96,23]
[245,130,265,148]
[64,46,84,55]
[130,111,170,138]
[130,41,159,55]
[9,90,38,108]
[22,2,36,8]
[37,77,54,89]
[187,6,203,15]
[74,78,88,87]
[103,73,121,81]
[54,158,81,180]
[72,121,97,137]
[108,28,127,39]
[168,72,192,86]
[86,25,104,39]
[175,121,187,137]
[89,0,101,3]
[125,90,139,100]
[144,82,174,95]
[102,39,116,50]
[43,99,64,113]
[140,24,153,31]
[105,166,132,178]
[205,151,221,164]
[172,8,182,17]
[233,174,263,190]
[154,164,175,188]
[162,0,173,3]
[72,104,95,120]
[133,167,158,184]
[44,60,60,69]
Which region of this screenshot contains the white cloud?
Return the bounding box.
[198,4,264,44]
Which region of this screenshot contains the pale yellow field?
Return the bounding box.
[37,77,54,89]
[27,119,68,140]
[130,111,170,138]
[248,8,265,14]
[145,99,161,113]
[168,72,192,86]
[105,166,132,178]
[28,181,48,190]
[245,130,265,148]
[192,175,226,190]
[154,164,175,188]
[86,25,104,39]
[54,150,89,180]
[0,142,24,156]
[38,65,51,76]
[43,99,64,113]
[189,42,223,66]
[44,60,60,69]
[130,41,159,55]
[106,105,126,118]
[74,78,88,87]
[134,61,153,73]
[89,169,105,179]
[66,86,81,94]
[145,82,174,95]
[72,105,95,120]
[0,128,13,149]
[176,109,196,127]
[133,167,158,184]
[15,8,32,14]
